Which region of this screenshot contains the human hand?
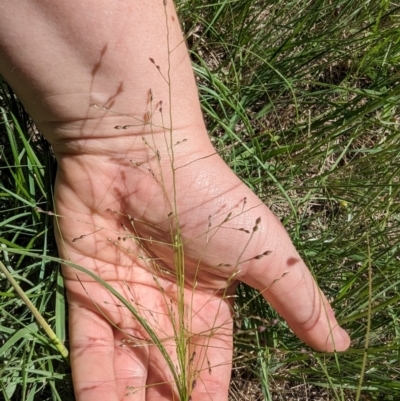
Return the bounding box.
[0,1,350,400]
[52,128,350,401]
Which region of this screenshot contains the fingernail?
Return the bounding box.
[339,327,350,342]
[327,304,336,319]
[336,327,350,350]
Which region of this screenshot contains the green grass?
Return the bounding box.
[0,83,70,400]
[1,0,400,400]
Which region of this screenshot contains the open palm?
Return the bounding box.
[54,137,348,401]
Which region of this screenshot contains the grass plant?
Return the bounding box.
[1,0,400,400]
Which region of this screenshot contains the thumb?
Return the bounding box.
[241,209,350,352]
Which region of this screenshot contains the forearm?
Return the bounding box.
[0,0,205,152]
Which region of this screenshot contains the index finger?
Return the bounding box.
[242,209,350,352]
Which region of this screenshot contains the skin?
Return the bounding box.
[0,1,350,400]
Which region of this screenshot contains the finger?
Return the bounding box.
[144,337,233,401]
[113,328,149,401]
[188,330,233,401]
[242,208,350,352]
[187,293,233,401]
[145,339,179,401]
[69,303,148,401]
[69,303,120,401]
[144,293,234,401]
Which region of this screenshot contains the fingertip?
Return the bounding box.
[324,326,351,353]
[338,327,351,350]
[305,321,350,353]
[321,305,351,352]
[276,298,351,353]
